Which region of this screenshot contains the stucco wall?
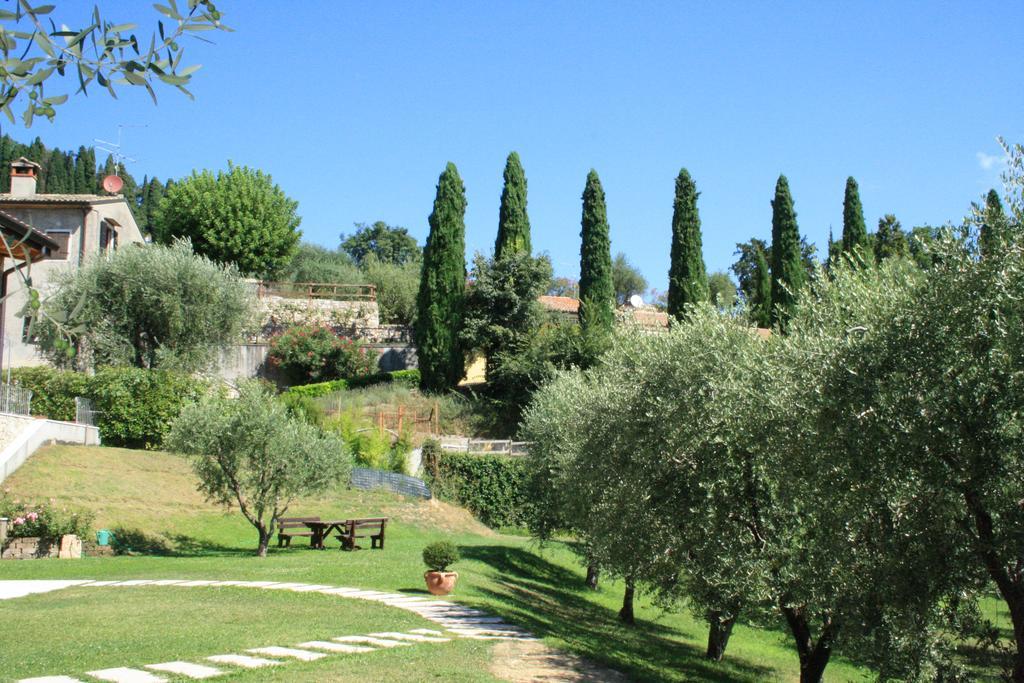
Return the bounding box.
[1,198,144,367]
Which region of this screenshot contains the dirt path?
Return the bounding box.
[490,638,631,682]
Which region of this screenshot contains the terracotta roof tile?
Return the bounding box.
[538,295,580,313]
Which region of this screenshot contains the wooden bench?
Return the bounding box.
[277,516,320,547]
[336,517,388,551]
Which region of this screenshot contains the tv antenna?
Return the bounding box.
[94,124,145,193]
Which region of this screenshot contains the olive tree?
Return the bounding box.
[32,238,254,372]
[0,1,228,127]
[166,381,351,557]
[813,207,1024,676]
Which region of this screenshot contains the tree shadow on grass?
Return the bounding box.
[458,544,773,683]
[163,533,259,557]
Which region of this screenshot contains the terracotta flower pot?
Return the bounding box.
[424,570,459,596]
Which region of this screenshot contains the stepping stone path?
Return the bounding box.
[5,579,538,682]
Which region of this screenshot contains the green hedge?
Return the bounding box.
[286,369,420,398]
[11,366,211,449]
[429,451,531,529]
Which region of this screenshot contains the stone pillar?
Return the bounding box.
[0,517,7,549]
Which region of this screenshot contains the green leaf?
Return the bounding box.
[105,23,137,34]
[152,4,180,20]
[178,63,200,76]
[29,4,55,15]
[41,93,66,105]
[31,30,55,57]
[156,72,188,86]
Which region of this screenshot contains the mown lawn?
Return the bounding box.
[0,444,985,681]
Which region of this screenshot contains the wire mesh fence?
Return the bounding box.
[0,382,32,416]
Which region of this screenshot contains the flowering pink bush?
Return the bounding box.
[267,324,376,385]
[0,494,93,542]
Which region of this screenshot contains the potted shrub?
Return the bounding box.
[422,540,460,595]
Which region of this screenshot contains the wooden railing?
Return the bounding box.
[254,281,377,302]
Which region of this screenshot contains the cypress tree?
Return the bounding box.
[578,170,614,335]
[769,175,805,329]
[666,168,708,320]
[143,177,166,236]
[415,162,468,393]
[979,189,1007,257]
[841,176,868,258]
[44,148,68,193]
[63,152,76,192]
[74,146,96,194]
[750,244,772,328]
[494,151,531,259]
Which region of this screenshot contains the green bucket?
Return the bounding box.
[96,529,112,546]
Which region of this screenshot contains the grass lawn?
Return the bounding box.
[2,585,496,682]
[0,445,1001,681]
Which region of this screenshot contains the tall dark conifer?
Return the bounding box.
[980,189,1007,258]
[750,244,772,328]
[841,176,867,259]
[415,162,468,392]
[74,146,96,194]
[494,151,531,259]
[769,175,805,329]
[44,148,68,193]
[578,170,614,335]
[667,168,708,320]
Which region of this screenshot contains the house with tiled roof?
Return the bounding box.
[0,158,145,368]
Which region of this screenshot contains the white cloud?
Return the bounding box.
[977,151,1005,171]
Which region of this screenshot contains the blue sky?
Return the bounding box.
[13,1,1023,293]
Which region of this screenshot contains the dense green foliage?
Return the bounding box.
[155,164,301,278]
[322,410,412,474]
[494,151,532,259]
[979,188,1007,257]
[11,365,211,449]
[422,540,461,571]
[873,213,909,262]
[667,169,708,319]
[415,162,468,392]
[167,381,351,556]
[267,324,376,385]
[429,451,531,529]
[32,239,253,372]
[462,251,553,382]
[840,176,868,256]
[284,369,421,398]
[769,175,806,328]
[578,170,615,335]
[284,243,361,283]
[612,252,647,305]
[706,271,737,309]
[340,221,421,266]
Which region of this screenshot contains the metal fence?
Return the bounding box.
[439,436,530,456]
[349,467,432,499]
[74,397,98,426]
[0,382,32,416]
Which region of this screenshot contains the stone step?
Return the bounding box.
[206,655,280,669]
[144,662,223,679]
[246,646,326,662]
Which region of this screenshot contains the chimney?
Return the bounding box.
[10,157,40,196]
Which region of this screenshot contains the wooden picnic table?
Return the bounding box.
[304,519,350,550]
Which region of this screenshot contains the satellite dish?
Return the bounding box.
[102,175,123,194]
[628,294,644,308]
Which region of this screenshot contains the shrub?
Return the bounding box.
[322,409,412,473]
[11,366,212,449]
[429,452,531,528]
[0,494,94,543]
[285,369,421,398]
[278,392,325,428]
[422,540,460,572]
[109,527,173,556]
[268,324,376,385]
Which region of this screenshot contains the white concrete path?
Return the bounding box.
[5,578,537,682]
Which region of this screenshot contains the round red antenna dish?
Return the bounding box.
[102,174,123,194]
